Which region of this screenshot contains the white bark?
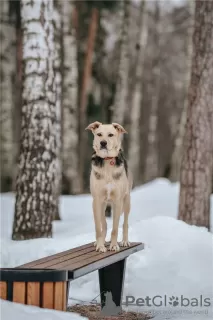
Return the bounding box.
[112,0,130,125]
[170,0,195,182]
[0,0,16,190]
[62,0,80,194]
[144,1,161,182]
[13,0,59,240]
[128,0,147,181]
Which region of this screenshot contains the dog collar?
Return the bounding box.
[104,157,115,165]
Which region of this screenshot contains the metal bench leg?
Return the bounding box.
[98,258,126,316]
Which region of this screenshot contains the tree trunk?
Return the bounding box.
[79,7,99,192]
[0,0,16,192]
[144,1,161,182]
[178,1,213,231]
[62,0,81,195]
[12,0,59,240]
[169,0,195,182]
[112,0,130,125]
[128,0,147,183]
[52,0,62,220]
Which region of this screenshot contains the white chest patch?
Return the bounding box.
[105,183,115,200]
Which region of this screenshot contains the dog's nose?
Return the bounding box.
[100,140,107,147]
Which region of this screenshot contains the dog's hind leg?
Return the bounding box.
[120,194,130,247]
[93,199,107,252]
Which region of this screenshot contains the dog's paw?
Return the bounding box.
[120,240,130,247]
[109,242,120,251]
[95,242,107,253]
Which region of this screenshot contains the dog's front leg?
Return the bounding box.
[109,202,122,251]
[92,199,107,252]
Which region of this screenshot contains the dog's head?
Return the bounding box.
[85,121,127,158]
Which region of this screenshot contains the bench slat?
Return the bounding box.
[0,281,7,300]
[27,245,98,269]
[13,282,26,304]
[18,242,144,280]
[18,242,94,268]
[27,282,40,306]
[68,243,144,279]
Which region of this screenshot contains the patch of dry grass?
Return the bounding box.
[68,304,152,320]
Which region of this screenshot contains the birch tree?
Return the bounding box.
[170,0,195,182]
[12,0,59,240]
[144,1,161,182]
[0,0,16,191]
[112,0,130,125]
[62,0,80,194]
[178,0,213,231]
[128,0,147,182]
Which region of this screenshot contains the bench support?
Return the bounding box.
[98,258,126,316]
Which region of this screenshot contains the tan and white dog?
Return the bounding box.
[85,121,133,253]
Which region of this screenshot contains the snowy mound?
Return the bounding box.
[0,179,213,320]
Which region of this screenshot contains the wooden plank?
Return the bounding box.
[42,282,54,309]
[54,282,67,310]
[27,282,40,306]
[18,242,94,268]
[30,245,97,269]
[71,243,144,279]
[38,249,101,270]
[63,281,67,311]
[0,282,7,300]
[52,242,143,270]
[13,282,26,303]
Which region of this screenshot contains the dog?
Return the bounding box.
[85,121,133,252]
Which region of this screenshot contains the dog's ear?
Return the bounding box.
[112,123,128,134]
[85,121,102,132]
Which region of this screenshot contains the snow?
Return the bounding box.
[0,178,213,320]
[0,299,87,320]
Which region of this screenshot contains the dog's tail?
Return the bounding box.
[105,204,112,217]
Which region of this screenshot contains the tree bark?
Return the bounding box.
[12,0,59,240]
[178,0,213,231]
[62,0,81,195]
[169,0,195,182]
[112,0,130,125]
[52,0,62,220]
[79,7,99,192]
[128,0,147,183]
[0,0,16,192]
[144,1,161,182]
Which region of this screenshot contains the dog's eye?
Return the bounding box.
[97,133,102,137]
[108,133,114,137]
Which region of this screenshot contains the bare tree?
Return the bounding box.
[12,0,59,240]
[0,0,16,191]
[62,0,81,195]
[144,1,162,182]
[52,0,62,220]
[178,0,213,231]
[170,0,195,182]
[112,0,130,125]
[128,0,147,182]
[79,6,99,191]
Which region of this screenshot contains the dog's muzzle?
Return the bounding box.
[100,140,107,149]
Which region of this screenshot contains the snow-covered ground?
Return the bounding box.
[0,179,213,320]
[0,299,87,320]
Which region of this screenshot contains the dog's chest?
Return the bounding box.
[91,162,125,200]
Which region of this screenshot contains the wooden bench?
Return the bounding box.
[0,241,143,314]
